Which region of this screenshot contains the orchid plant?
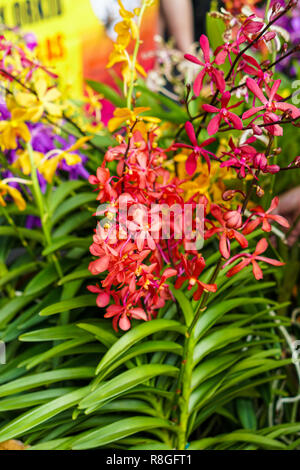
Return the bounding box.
[0,0,299,452]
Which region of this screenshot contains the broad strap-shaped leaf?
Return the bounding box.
[19,325,92,342]
[42,236,92,256]
[0,262,38,288]
[70,416,176,450]
[0,368,94,398]
[48,180,86,215]
[51,193,96,226]
[39,295,96,316]
[95,319,186,376]
[189,431,287,450]
[79,364,178,412]
[169,286,194,326]
[194,297,274,341]
[193,327,251,366]
[24,264,59,296]
[0,386,91,443]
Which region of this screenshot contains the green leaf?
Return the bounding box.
[236,398,257,430]
[0,387,91,442]
[86,80,125,107]
[39,295,96,316]
[48,180,86,215]
[58,268,92,286]
[0,388,75,411]
[0,227,43,242]
[51,193,96,226]
[0,368,94,398]
[70,416,175,450]
[42,236,92,256]
[95,319,186,375]
[169,286,193,326]
[53,212,91,239]
[19,325,91,342]
[77,323,117,349]
[79,364,178,412]
[0,294,36,328]
[100,340,183,381]
[19,338,95,370]
[191,354,237,390]
[0,262,38,288]
[193,328,251,365]
[24,264,59,296]
[194,298,272,340]
[189,431,286,450]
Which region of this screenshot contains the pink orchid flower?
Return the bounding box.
[202,91,244,136]
[214,35,247,66]
[184,35,226,96]
[243,78,300,136]
[173,121,216,174]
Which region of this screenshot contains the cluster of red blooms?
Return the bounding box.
[88,130,213,331]
[88,1,299,331]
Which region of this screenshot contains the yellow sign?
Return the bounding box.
[1,0,159,99]
[1,0,106,97]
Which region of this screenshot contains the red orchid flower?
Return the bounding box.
[89,167,118,202]
[173,121,216,174]
[223,238,285,280]
[87,284,111,308]
[175,255,217,301]
[202,91,244,135]
[205,204,248,259]
[252,153,280,174]
[105,296,148,331]
[214,36,247,66]
[240,15,264,37]
[240,55,273,88]
[243,78,300,136]
[243,196,290,234]
[220,136,257,178]
[146,267,178,307]
[184,34,226,96]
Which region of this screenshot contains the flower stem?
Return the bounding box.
[175,257,223,449]
[126,1,147,110]
[27,142,63,278]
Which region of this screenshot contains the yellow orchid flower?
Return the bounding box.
[0,108,31,150]
[108,107,160,132]
[41,136,89,183]
[107,46,146,90]
[0,180,26,211]
[55,136,90,165]
[114,0,139,49]
[15,78,62,122]
[12,149,44,176]
[83,86,103,121]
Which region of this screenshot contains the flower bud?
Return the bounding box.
[294,156,300,167]
[253,153,268,170]
[266,164,280,173]
[252,124,263,135]
[255,186,264,197]
[224,210,242,229]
